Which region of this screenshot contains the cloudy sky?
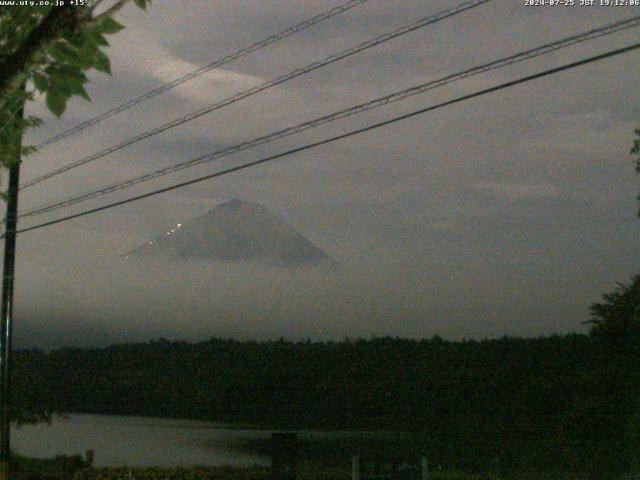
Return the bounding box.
[9,0,640,348]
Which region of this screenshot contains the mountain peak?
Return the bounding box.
[124,200,331,266]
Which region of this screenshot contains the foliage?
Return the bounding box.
[0,0,153,426]
[571,275,640,479]
[588,274,640,348]
[12,348,56,424]
[11,326,639,478]
[0,0,152,171]
[71,465,490,480]
[73,466,271,480]
[11,452,89,480]
[13,334,599,478]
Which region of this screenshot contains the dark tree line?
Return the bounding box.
[11,274,639,480]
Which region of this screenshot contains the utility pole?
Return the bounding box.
[0,98,24,480]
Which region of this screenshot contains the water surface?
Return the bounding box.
[12,414,403,467]
[12,414,272,467]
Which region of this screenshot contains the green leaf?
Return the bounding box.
[77,85,90,101]
[21,145,38,157]
[32,73,48,93]
[48,75,70,97]
[62,31,85,48]
[92,49,111,74]
[96,17,125,35]
[47,65,90,101]
[65,30,106,55]
[63,77,89,99]
[66,77,90,100]
[45,90,67,117]
[55,65,88,83]
[50,42,97,70]
[50,43,82,65]
[24,116,43,128]
[90,31,109,47]
[133,0,148,10]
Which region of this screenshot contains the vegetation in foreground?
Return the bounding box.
[11,453,89,480]
[73,465,270,480]
[11,456,500,480]
[11,275,640,480]
[75,466,497,480]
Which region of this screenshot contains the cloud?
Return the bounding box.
[472,181,560,202]
[9,0,640,348]
[133,46,268,105]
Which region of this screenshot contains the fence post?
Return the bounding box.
[421,457,428,480]
[352,455,360,480]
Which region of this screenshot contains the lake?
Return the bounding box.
[11,414,402,467]
[12,414,272,467]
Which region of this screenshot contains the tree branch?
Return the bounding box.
[89,0,108,14]
[92,0,130,22]
[0,0,133,109]
[0,6,80,105]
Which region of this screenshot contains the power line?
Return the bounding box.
[12,41,640,237]
[32,0,370,149]
[20,0,492,190]
[18,16,640,220]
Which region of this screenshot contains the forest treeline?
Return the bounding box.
[11,328,639,479]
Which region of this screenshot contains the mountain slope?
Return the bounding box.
[124,199,331,265]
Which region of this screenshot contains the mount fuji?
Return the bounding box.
[124,199,332,266]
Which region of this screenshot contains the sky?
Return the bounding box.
[7,0,640,348]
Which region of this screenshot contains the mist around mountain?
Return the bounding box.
[124,199,332,266]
